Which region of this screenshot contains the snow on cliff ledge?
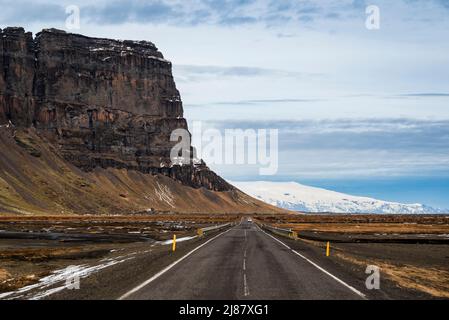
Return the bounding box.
[232,181,445,214]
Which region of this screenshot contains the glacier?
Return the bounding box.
[232,181,446,214]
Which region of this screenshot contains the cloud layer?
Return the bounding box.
[194,118,449,179]
[2,0,449,27]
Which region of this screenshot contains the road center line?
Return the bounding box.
[256,225,367,300]
[243,273,250,296]
[242,224,249,297]
[118,228,232,300]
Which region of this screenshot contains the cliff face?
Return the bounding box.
[0,27,36,126]
[0,27,231,192]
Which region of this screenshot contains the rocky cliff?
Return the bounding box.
[0,27,231,192]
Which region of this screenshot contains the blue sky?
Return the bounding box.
[1,0,449,208]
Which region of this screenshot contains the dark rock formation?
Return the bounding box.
[0,27,232,191]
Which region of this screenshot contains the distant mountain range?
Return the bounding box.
[233,181,446,214]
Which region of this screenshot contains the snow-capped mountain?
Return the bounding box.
[232,181,445,214]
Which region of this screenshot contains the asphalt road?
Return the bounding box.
[120,220,366,300]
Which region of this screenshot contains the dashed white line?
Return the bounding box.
[242,223,249,297]
[243,274,250,297]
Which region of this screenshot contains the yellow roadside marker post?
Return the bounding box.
[326,241,330,257]
[172,234,176,252]
[291,231,298,240]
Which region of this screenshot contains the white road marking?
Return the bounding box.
[243,273,250,297]
[256,224,367,300]
[242,222,249,297]
[289,249,367,299]
[118,228,232,300]
[255,224,291,250]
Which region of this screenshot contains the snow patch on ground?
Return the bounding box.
[154,182,175,208]
[157,236,197,245]
[0,255,134,300]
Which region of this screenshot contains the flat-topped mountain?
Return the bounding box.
[0,27,229,190]
[0,27,284,215]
